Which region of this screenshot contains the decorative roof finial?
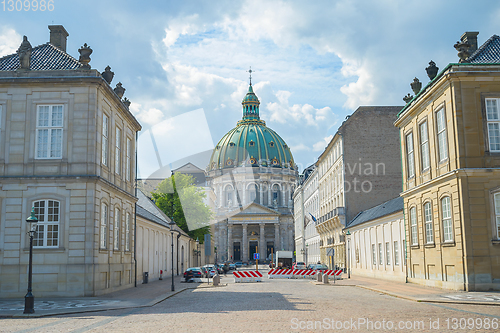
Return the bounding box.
[247,66,253,86]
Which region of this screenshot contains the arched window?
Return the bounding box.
[441,197,453,242]
[424,202,433,244]
[272,184,280,206]
[125,212,131,252]
[101,203,108,249]
[33,200,60,248]
[410,207,418,245]
[249,184,259,203]
[226,188,233,207]
[114,207,120,250]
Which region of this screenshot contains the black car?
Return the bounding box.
[184,267,202,282]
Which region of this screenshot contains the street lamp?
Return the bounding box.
[195,237,200,267]
[169,220,175,292]
[24,208,38,314]
[346,229,351,279]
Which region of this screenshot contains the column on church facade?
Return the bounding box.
[259,184,263,205]
[242,224,248,262]
[274,223,279,252]
[282,186,285,207]
[288,224,294,251]
[268,186,271,207]
[259,223,266,260]
[227,223,233,261]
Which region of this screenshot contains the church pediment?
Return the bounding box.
[233,202,280,216]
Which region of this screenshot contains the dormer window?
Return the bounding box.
[249,140,255,147]
[269,141,275,147]
[229,142,236,147]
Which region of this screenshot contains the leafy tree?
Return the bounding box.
[151,172,212,241]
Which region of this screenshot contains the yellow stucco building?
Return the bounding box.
[395,32,500,291]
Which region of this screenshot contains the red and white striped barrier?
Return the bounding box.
[267,269,343,279]
[322,270,343,278]
[233,270,263,283]
[268,269,317,279]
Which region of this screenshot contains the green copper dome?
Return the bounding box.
[209,85,295,170]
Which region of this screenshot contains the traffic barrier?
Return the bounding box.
[323,269,343,278]
[267,269,343,279]
[268,269,317,279]
[233,270,263,283]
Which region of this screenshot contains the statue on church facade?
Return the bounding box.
[17,36,32,70]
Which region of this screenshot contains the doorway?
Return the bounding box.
[249,241,258,261]
[233,242,241,261]
[267,242,274,260]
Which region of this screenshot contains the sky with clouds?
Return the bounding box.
[1,0,499,177]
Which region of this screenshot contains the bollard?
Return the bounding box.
[322,274,329,284]
[316,272,323,282]
[213,274,220,286]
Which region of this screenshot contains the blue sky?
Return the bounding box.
[1,0,500,177]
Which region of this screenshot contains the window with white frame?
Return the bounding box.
[385,242,390,265]
[410,207,418,245]
[394,241,399,266]
[441,196,453,242]
[114,208,120,250]
[420,121,430,171]
[378,243,383,265]
[125,212,131,251]
[102,114,109,166]
[372,244,376,265]
[126,138,131,181]
[486,98,500,152]
[36,105,63,159]
[115,127,121,175]
[226,190,233,207]
[406,132,415,178]
[100,203,108,249]
[494,193,500,239]
[33,200,60,248]
[436,108,448,162]
[424,202,434,243]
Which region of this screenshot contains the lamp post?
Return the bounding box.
[169,221,175,292]
[346,229,351,279]
[24,208,38,314]
[305,244,308,266]
[195,238,200,267]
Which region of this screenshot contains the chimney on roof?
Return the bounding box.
[48,25,69,52]
[461,31,479,54]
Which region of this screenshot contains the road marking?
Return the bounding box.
[428,303,500,319]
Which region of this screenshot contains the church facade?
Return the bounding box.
[206,83,298,262]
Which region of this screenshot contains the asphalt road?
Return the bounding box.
[2,277,500,332]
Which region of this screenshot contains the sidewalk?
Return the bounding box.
[0,275,223,318]
[316,275,500,306]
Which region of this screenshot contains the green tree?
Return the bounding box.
[151,172,212,241]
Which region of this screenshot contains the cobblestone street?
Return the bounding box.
[2,276,499,332]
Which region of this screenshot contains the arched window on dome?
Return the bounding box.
[225,187,234,208]
[272,184,280,208]
[249,183,259,204]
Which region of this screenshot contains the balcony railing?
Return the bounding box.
[317,207,345,225]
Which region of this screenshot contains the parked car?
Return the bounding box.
[234,262,243,268]
[183,267,202,282]
[293,262,307,270]
[201,264,217,278]
[229,263,236,270]
[308,264,329,271]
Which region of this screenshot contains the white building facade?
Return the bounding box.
[346,197,406,282]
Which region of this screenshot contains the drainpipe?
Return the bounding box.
[134,130,138,288]
[398,129,408,283]
[177,233,181,275]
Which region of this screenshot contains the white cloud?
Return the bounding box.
[313,135,333,152]
[134,106,165,126]
[290,143,310,152]
[0,27,21,57]
[266,90,334,126]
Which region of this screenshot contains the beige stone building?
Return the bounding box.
[394,32,500,291]
[0,26,142,297]
[315,106,403,270]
